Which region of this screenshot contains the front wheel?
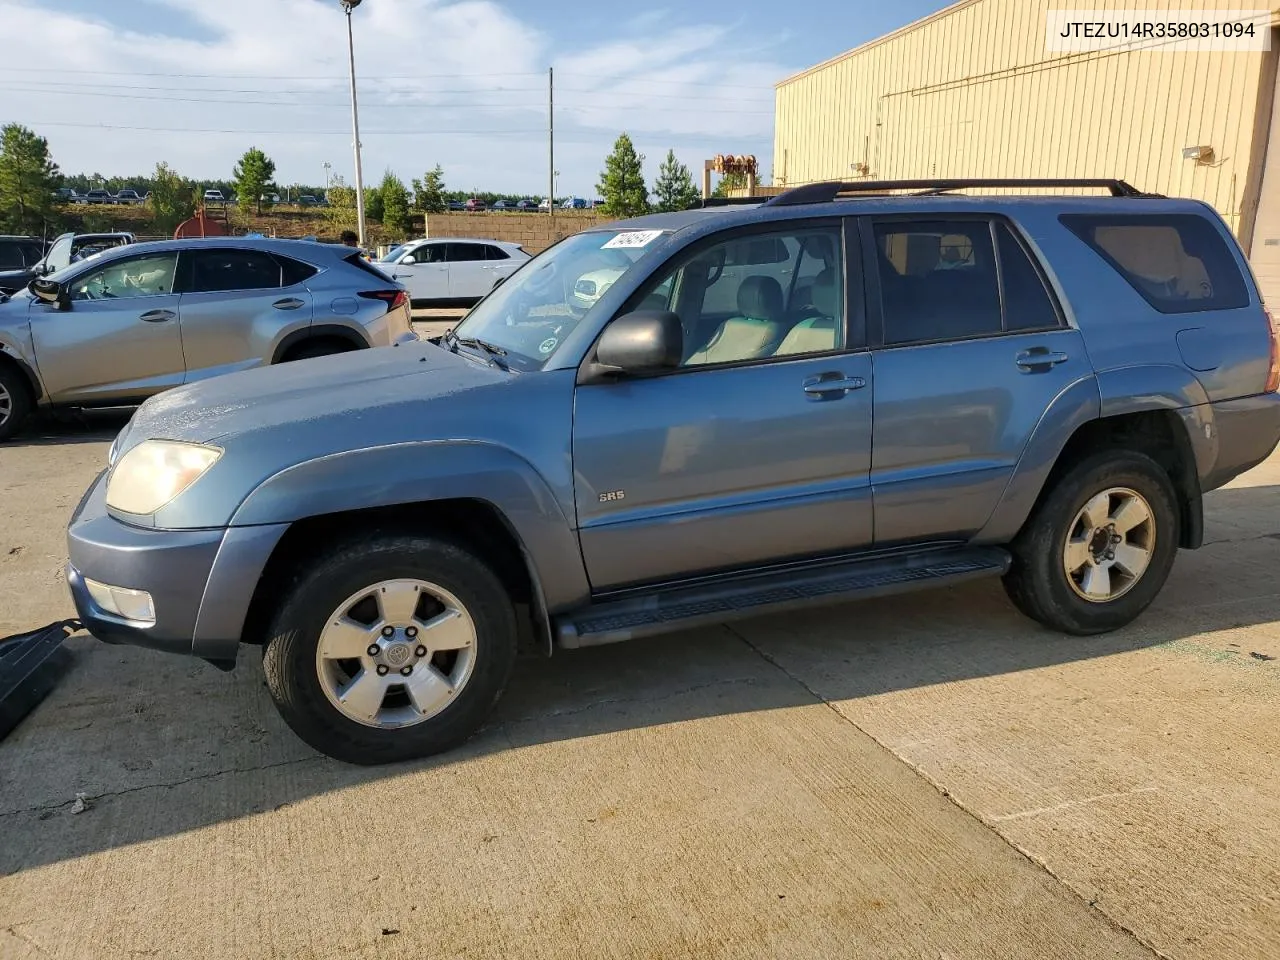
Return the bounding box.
[0,364,32,442]
[1003,450,1180,635]
[263,534,518,765]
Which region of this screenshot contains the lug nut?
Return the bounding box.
[400,665,413,676]
[1105,551,1115,560]
[405,626,418,638]
[367,644,380,657]
[376,664,389,676]
[415,645,428,658]
[381,625,395,637]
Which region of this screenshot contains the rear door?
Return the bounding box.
[863,216,1091,544]
[31,250,185,403]
[446,242,490,299]
[176,247,315,382]
[483,243,523,289]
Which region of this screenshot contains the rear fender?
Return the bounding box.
[230,440,590,613]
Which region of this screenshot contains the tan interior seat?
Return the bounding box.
[685,276,785,365]
[775,268,839,356]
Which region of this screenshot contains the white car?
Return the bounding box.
[377,238,529,305]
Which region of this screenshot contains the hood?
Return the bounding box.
[123,338,512,451]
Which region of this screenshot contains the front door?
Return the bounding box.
[177,246,315,382]
[572,220,875,591]
[31,250,185,404]
[864,216,1092,544]
[392,242,449,301]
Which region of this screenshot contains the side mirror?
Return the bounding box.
[31,276,68,308]
[585,311,683,382]
[400,255,417,265]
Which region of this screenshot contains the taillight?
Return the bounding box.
[359,289,408,312]
[1266,308,1280,393]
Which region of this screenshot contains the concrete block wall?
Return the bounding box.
[423,211,610,254]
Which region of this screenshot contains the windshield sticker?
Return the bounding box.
[601,230,663,250]
[538,337,559,354]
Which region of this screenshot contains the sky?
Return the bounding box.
[0,0,949,197]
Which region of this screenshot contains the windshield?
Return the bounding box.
[377,243,407,263]
[451,228,664,369]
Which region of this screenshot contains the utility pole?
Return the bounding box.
[548,66,554,219]
[341,0,367,247]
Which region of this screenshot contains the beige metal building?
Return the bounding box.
[773,0,1280,307]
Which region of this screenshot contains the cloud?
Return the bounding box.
[0,0,791,193]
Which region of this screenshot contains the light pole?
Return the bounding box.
[340,0,367,247]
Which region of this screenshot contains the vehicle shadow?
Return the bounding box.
[3,482,1279,875]
[6,410,131,447]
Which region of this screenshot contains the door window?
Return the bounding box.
[405,244,445,264]
[874,220,1002,344]
[279,255,318,287]
[184,248,282,292]
[631,224,846,366]
[70,253,178,301]
[996,223,1061,331]
[44,236,72,272]
[446,243,487,262]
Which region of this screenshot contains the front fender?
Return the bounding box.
[0,324,44,403]
[230,440,590,612]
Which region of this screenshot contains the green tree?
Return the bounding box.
[232,146,276,214]
[323,175,358,231]
[364,185,384,223]
[411,164,446,213]
[597,133,649,218]
[711,170,748,198]
[379,170,412,234]
[0,123,62,233]
[146,161,196,235]
[652,149,700,212]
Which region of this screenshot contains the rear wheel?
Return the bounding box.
[262,534,518,764]
[1003,450,1180,635]
[0,363,32,442]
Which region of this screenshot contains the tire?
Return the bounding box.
[283,340,352,362]
[0,363,32,442]
[1002,450,1180,635]
[262,534,518,765]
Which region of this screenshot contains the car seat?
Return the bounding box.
[775,268,839,355]
[685,275,785,365]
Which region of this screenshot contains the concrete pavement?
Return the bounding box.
[3,419,1279,959]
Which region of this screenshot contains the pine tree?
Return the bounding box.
[0,123,62,234]
[652,149,700,212]
[232,147,276,214]
[379,169,412,234]
[146,161,196,234]
[597,133,649,218]
[412,165,446,213]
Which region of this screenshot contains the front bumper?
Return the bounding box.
[66,470,288,665]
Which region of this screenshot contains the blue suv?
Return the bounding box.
[66,178,1280,764]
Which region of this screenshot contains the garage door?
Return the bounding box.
[1252,51,1280,310]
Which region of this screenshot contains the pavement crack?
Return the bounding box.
[723,623,1166,959]
[498,676,762,725]
[0,755,323,819]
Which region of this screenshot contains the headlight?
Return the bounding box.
[106,440,221,515]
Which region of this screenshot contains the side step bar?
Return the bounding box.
[555,547,1011,649]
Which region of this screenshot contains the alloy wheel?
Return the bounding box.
[1062,487,1155,603]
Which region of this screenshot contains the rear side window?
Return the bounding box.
[276,254,318,287]
[1060,213,1249,314]
[996,223,1060,331]
[447,243,486,262]
[484,245,509,261]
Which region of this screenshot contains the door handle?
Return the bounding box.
[803,373,866,398]
[138,309,175,322]
[273,297,305,310]
[1016,348,1069,371]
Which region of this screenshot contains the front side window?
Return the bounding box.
[184,248,282,293]
[70,253,178,301]
[634,224,845,366]
[404,244,445,265]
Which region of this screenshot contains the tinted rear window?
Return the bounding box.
[277,254,318,287]
[1060,213,1249,314]
[345,253,396,284]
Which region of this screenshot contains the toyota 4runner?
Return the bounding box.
[65,178,1280,764]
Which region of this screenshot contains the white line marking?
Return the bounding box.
[989,786,1159,823]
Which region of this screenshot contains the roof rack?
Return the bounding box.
[764,178,1160,206]
[698,196,769,208]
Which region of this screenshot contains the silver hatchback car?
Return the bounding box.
[0,237,415,440]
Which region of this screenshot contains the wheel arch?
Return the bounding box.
[271,323,370,363]
[0,341,43,405]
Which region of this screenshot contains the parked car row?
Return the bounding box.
[0,237,415,441]
[0,232,135,295]
[447,198,604,212]
[59,188,149,205]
